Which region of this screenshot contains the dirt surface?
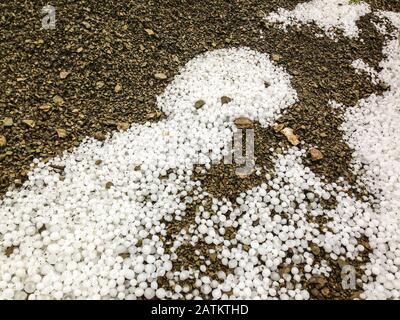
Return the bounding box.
[0,0,393,196]
[1,0,400,300]
[1,0,311,195]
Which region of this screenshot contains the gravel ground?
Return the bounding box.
[2,0,392,196]
[1,0,400,300]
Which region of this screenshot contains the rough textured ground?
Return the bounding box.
[1,0,400,300]
[363,0,400,11]
[1,0,388,196]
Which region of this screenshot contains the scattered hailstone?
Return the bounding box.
[328,100,345,110]
[265,0,371,39]
[351,59,379,85]
[375,10,400,31]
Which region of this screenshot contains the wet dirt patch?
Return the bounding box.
[363,0,400,12]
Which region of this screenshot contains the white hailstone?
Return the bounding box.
[212,288,222,299]
[198,224,208,234]
[24,282,36,294]
[271,272,280,282]
[2,273,11,282]
[259,188,267,197]
[179,270,190,281]
[372,266,381,276]
[304,265,312,273]
[163,261,173,272]
[156,288,166,299]
[279,232,289,242]
[3,288,14,299]
[291,267,299,275]
[201,284,212,295]
[124,269,135,280]
[220,205,229,214]
[269,288,277,297]
[292,255,302,265]
[271,197,280,206]
[307,192,315,201]
[15,268,26,279]
[146,255,156,264]
[294,229,304,239]
[144,288,155,300]
[134,288,144,298]
[280,293,290,300]
[242,287,252,299]
[134,263,144,274]
[250,240,260,250]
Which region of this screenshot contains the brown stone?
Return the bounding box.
[309,275,328,288]
[273,123,284,133]
[310,147,324,161]
[0,135,6,147]
[22,119,35,128]
[145,28,155,36]
[94,132,106,141]
[234,117,253,129]
[105,181,114,189]
[117,122,130,131]
[154,73,167,80]
[60,70,69,79]
[3,117,13,127]
[236,169,254,179]
[39,104,52,112]
[146,111,162,119]
[310,243,321,255]
[53,95,64,106]
[96,81,105,89]
[281,127,300,145]
[195,100,206,109]
[114,83,122,93]
[321,287,330,298]
[272,53,282,62]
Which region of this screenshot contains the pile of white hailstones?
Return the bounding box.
[265,0,372,39]
[1,2,400,300]
[265,0,400,300]
[343,33,400,299]
[0,48,299,300]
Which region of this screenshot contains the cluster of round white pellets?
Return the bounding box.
[1,5,400,300]
[265,0,371,39]
[342,17,400,299]
[0,48,297,300]
[167,147,376,300]
[376,10,400,31]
